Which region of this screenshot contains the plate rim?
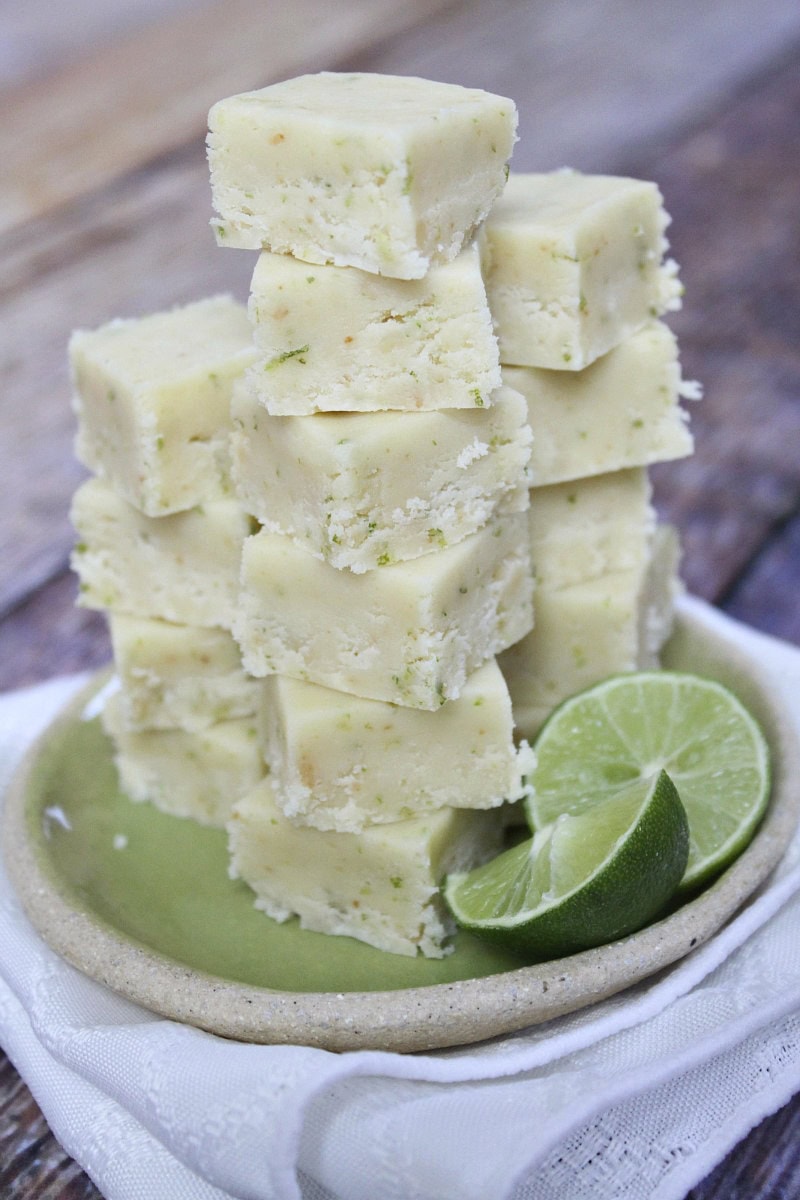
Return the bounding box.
[3,605,799,1054]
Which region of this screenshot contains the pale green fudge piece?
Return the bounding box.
[109,614,260,733]
[504,322,697,486]
[245,243,500,412]
[529,468,655,590]
[228,782,505,956]
[231,380,531,572]
[70,296,256,516]
[235,513,534,708]
[481,170,683,369]
[500,526,680,740]
[208,72,517,279]
[102,694,264,827]
[260,660,535,832]
[71,478,251,629]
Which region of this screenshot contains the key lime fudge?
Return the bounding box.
[259,660,534,832]
[228,783,505,956]
[235,512,533,707]
[71,478,252,628]
[246,243,501,413]
[500,526,681,739]
[231,380,531,572]
[505,321,696,486]
[64,70,703,961]
[109,614,259,732]
[208,72,517,278]
[528,468,655,590]
[70,296,255,516]
[481,170,683,369]
[102,694,265,827]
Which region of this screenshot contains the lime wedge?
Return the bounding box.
[527,671,771,895]
[444,771,688,959]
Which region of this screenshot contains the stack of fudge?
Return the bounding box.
[69,72,697,960]
[481,170,697,739]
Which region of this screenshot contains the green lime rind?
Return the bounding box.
[525,671,771,897]
[444,770,689,961]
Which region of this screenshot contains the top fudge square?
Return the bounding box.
[207,72,517,279]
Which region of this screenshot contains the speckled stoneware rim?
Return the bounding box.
[4,607,799,1054]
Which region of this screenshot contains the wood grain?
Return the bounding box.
[0,570,109,693]
[0,1054,100,1199]
[686,1094,800,1199]
[0,0,457,233]
[636,47,800,628]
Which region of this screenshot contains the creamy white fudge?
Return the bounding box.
[500,526,680,739]
[71,478,251,629]
[231,381,531,572]
[235,513,534,708]
[70,296,256,516]
[109,614,259,732]
[228,782,505,956]
[245,243,500,413]
[260,660,534,832]
[208,72,517,278]
[505,322,696,486]
[529,468,655,590]
[102,694,264,827]
[481,170,683,369]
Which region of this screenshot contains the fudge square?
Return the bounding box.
[228,781,506,957]
[207,72,517,278]
[109,614,260,733]
[528,468,655,591]
[505,321,696,486]
[235,512,534,709]
[245,243,500,413]
[260,660,535,833]
[231,380,531,573]
[70,296,256,516]
[71,477,251,629]
[102,694,264,828]
[481,170,683,369]
[500,526,680,740]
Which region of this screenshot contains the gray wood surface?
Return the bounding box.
[2,1,800,1195]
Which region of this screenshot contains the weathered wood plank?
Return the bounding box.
[0,0,457,233]
[0,0,196,91]
[722,511,800,645]
[342,0,800,174]
[0,570,109,694]
[631,48,800,615]
[687,1093,800,1199]
[0,1054,101,1198]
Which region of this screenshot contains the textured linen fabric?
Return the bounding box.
[2,596,800,1200]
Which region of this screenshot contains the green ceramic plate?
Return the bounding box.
[4,606,799,1052]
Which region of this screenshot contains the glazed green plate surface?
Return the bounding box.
[27,703,522,994]
[4,606,799,1052]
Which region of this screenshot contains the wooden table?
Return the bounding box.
[1,1,799,1195]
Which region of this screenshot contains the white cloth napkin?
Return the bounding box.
[2,595,800,1200]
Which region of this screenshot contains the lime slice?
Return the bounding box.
[527,671,771,895]
[444,771,688,959]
